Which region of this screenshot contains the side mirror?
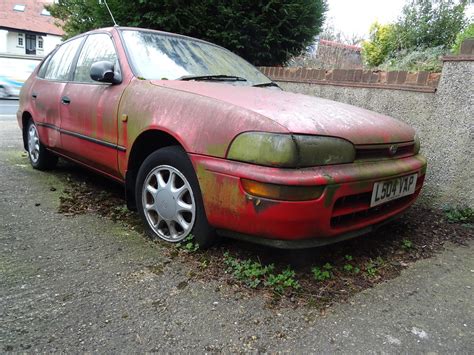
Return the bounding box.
[90,61,121,84]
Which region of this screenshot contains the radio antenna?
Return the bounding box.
[99,0,118,27]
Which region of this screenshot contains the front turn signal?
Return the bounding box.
[241,179,325,201]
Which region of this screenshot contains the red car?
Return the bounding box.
[18,27,427,248]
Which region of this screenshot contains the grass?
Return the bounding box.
[444,207,474,224]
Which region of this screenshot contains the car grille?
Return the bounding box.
[330,175,424,229]
[355,142,415,161]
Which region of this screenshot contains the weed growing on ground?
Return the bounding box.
[311,263,333,281]
[343,263,360,274]
[199,257,210,269]
[445,207,474,224]
[365,261,378,277]
[176,235,199,252]
[223,252,300,294]
[343,255,360,273]
[402,239,413,250]
[265,267,301,294]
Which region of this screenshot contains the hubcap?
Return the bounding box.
[28,124,40,163]
[142,165,196,242]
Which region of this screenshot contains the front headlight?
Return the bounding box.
[227,132,355,168]
[414,134,421,154]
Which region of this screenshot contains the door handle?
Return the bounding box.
[31,93,37,99]
[61,96,71,105]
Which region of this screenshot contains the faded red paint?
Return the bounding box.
[17,27,428,246]
[191,154,426,240]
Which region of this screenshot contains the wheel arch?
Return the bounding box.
[125,129,187,210]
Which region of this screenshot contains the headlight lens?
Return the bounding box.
[227,132,355,168]
[414,134,421,154]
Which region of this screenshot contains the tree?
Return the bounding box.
[397,0,468,50]
[361,0,469,68]
[361,22,398,66]
[47,0,327,66]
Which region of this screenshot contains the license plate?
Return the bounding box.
[370,174,417,207]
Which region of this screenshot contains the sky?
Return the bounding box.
[325,0,407,39]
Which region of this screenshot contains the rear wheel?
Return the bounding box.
[27,120,58,170]
[135,146,216,248]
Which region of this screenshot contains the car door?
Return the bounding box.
[59,33,126,178]
[29,37,84,150]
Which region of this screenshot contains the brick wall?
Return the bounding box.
[258,67,441,93]
[259,38,474,94]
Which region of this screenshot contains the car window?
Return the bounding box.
[121,30,269,85]
[37,53,53,78]
[73,34,119,83]
[44,37,83,81]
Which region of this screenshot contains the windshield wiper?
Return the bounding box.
[253,81,280,88]
[178,74,247,82]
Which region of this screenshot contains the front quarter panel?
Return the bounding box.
[117,79,288,174]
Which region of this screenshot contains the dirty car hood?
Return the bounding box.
[152,81,415,145]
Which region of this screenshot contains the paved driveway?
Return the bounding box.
[0,108,472,352]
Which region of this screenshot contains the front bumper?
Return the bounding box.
[190,154,427,243]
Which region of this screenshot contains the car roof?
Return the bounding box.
[82,26,222,49]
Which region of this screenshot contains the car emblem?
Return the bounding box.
[388,145,398,156]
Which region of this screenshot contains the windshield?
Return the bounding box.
[121,30,271,85]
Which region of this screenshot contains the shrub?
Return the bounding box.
[361,22,398,67]
[379,46,447,72]
[362,0,469,68]
[397,0,468,50]
[451,23,474,54]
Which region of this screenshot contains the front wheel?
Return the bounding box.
[27,120,58,170]
[135,146,216,248]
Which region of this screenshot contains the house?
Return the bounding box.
[0,0,63,58]
[291,38,362,70]
[314,39,362,69]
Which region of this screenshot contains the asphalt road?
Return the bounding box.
[0,99,19,116]
[0,112,473,352]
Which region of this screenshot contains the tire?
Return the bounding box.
[26,120,58,170]
[135,146,216,248]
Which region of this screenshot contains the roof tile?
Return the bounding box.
[0,0,64,36]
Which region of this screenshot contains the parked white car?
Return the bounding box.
[0,80,19,98]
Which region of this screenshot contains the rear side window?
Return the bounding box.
[44,37,83,81]
[73,34,119,83]
[37,54,53,78]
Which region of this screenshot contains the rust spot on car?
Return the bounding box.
[245,194,279,214]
